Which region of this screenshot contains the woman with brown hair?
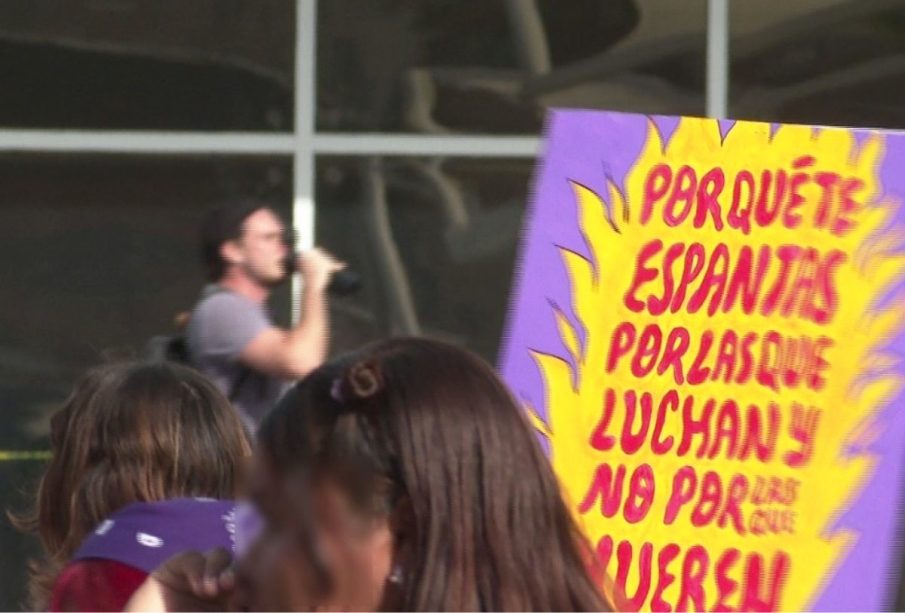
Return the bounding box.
[132,338,613,611]
[13,361,251,611]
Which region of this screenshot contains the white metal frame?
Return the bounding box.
[0,0,729,283]
[706,0,729,119]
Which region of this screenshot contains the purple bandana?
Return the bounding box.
[72,498,262,573]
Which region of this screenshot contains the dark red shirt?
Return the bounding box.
[49,559,148,612]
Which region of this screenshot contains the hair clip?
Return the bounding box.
[348,362,383,398]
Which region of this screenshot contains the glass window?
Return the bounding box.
[1,154,292,399]
[0,153,291,608]
[729,0,905,129]
[0,1,294,131]
[316,155,531,362]
[316,0,706,134]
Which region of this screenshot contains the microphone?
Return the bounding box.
[327,269,362,296]
[284,253,362,296]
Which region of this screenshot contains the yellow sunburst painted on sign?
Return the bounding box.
[531,118,905,611]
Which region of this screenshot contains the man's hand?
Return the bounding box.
[297,248,345,294]
[237,246,342,380]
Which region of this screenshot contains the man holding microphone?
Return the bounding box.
[186,200,344,430]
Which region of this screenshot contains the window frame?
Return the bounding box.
[0,0,729,317]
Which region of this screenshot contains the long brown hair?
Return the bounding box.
[258,337,612,611]
[12,361,251,610]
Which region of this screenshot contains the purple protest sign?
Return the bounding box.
[500,109,905,611]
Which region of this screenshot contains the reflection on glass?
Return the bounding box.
[317,0,706,134]
[0,2,294,130]
[316,156,531,361]
[730,0,905,129]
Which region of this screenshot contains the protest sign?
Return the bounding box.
[500,110,905,611]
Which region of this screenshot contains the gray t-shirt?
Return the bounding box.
[186,286,287,430]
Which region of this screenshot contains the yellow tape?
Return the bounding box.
[0,450,50,461]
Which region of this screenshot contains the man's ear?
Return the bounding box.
[221,239,244,267]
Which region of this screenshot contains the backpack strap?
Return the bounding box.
[228,366,252,403]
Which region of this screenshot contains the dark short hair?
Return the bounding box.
[200,199,273,281]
